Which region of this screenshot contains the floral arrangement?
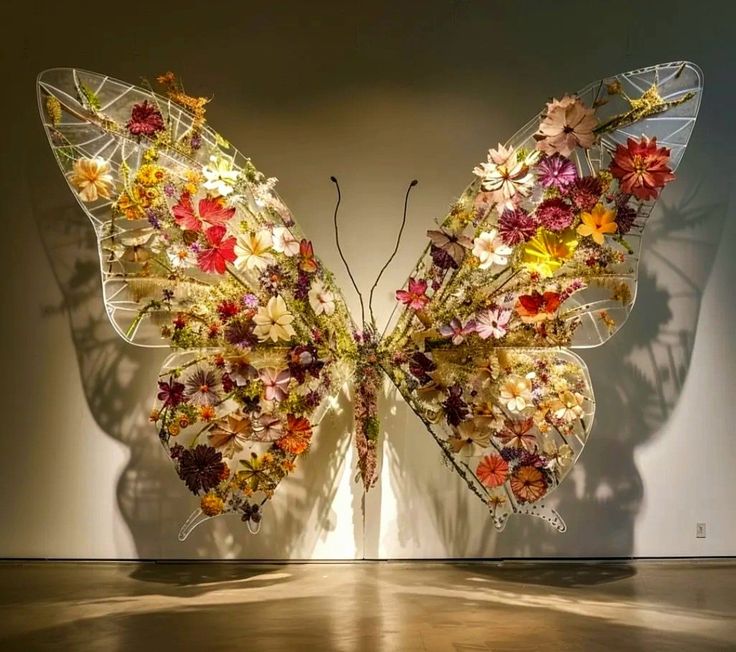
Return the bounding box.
[38,62,701,537]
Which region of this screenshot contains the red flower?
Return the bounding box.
[396,277,429,311]
[476,454,509,488]
[515,290,562,323]
[197,225,236,274]
[610,136,675,201]
[172,193,236,232]
[126,100,165,137]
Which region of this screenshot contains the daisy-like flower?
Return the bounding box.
[439,318,476,345]
[234,230,275,271]
[184,367,222,406]
[535,95,597,156]
[253,295,296,342]
[167,243,197,269]
[259,367,291,402]
[272,226,300,257]
[497,208,537,245]
[476,454,509,488]
[208,414,253,457]
[550,390,585,422]
[202,155,239,197]
[577,203,617,245]
[68,157,114,202]
[126,100,165,137]
[177,444,226,494]
[498,374,533,412]
[197,225,237,274]
[536,153,578,189]
[473,144,540,212]
[609,136,675,200]
[472,229,513,270]
[396,277,430,311]
[510,464,547,503]
[475,307,512,340]
[522,229,578,278]
[308,279,336,316]
[497,417,537,450]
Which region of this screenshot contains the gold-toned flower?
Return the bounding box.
[577,203,618,245]
[253,295,296,342]
[200,493,225,516]
[549,390,585,422]
[68,157,114,202]
[522,229,578,278]
[541,433,573,473]
[498,374,533,412]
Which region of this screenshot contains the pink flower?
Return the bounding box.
[396,277,429,311]
[439,318,476,345]
[536,154,578,189]
[197,225,237,274]
[535,96,597,156]
[497,208,537,245]
[259,368,291,402]
[475,307,512,340]
[535,198,574,231]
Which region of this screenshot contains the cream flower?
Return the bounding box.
[202,155,239,197]
[472,229,513,270]
[541,433,573,473]
[68,157,114,202]
[272,227,300,257]
[550,390,585,422]
[473,144,539,213]
[253,295,296,342]
[498,374,533,412]
[535,95,598,157]
[308,279,336,316]
[234,230,275,271]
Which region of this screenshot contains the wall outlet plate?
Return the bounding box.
[696,522,707,538]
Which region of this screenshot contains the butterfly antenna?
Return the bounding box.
[368,179,418,327]
[330,176,366,326]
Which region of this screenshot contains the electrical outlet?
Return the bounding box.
[696,522,707,538]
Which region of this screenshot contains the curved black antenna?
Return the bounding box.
[368,179,418,327]
[330,176,366,326]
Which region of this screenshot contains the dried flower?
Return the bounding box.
[178,444,225,494]
[308,279,336,316]
[577,203,617,245]
[234,230,275,271]
[396,277,430,311]
[68,157,114,202]
[535,96,597,156]
[536,198,574,232]
[126,100,165,137]
[610,136,675,200]
[253,295,296,342]
[473,144,540,212]
[475,307,512,340]
[497,208,537,245]
[476,454,509,487]
[472,229,513,270]
[536,154,578,189]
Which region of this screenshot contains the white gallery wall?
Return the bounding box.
[1,1,734,559]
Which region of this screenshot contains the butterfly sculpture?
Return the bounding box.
[37,62,702,540]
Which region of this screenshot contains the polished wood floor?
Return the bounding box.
[0,561,733,651]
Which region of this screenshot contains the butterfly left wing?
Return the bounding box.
[381,61,702,531]
[38,68,359,537]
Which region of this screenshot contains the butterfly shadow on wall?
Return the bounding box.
[377,171,727,558]
[29,163,359,559]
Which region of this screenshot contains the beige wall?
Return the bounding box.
[1,1,735,558]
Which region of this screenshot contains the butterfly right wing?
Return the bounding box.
[38,68,358,536]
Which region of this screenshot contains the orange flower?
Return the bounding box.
[610,136,674,200]
[69,157,114,202]
[275,415,313,455]
[198,405,216,421]
[510,465,547,503]
[476,454,509,488]
[577,203,617,245]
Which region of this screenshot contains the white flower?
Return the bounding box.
[167,243,197,269]
[253,295,296,342]
[308,279,336,316]
[472,229,513,269]
[252,177,279,208]
[272,227,300,257]
[68,156,114,202]
[550,391,585,422]
[498,374,533,412]
[475,307,512,340]
[202,155,239,197]
[472,144,539,213]
[234,230,275,271]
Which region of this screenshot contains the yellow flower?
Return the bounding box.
[253,295,296,342]
[135,163,166,187]
[577,203,617,245]
[200,493,225,516]
[68,157,114,202]
[522,229,578,278]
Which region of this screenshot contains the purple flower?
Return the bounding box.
[536,198,574,231]
[225,319,257,349]
[497,208,537,245]
[242,293,259,309]
[443,384,469,426]
[439,318,476,345]
[537,154,577,189]
[409,352,436,385]
[157,377,186,408]
[615,196,638,234]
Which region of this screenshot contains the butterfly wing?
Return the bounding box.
[381,61,702,531]
[38,68,357,536]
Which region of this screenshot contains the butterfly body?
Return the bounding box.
[38,63,702,539]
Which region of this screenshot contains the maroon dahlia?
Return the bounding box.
[126,100,165,137]
[536,197,574,231]
[497,208,537,245]
[567,176,603,212]
[177,444,225,494]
